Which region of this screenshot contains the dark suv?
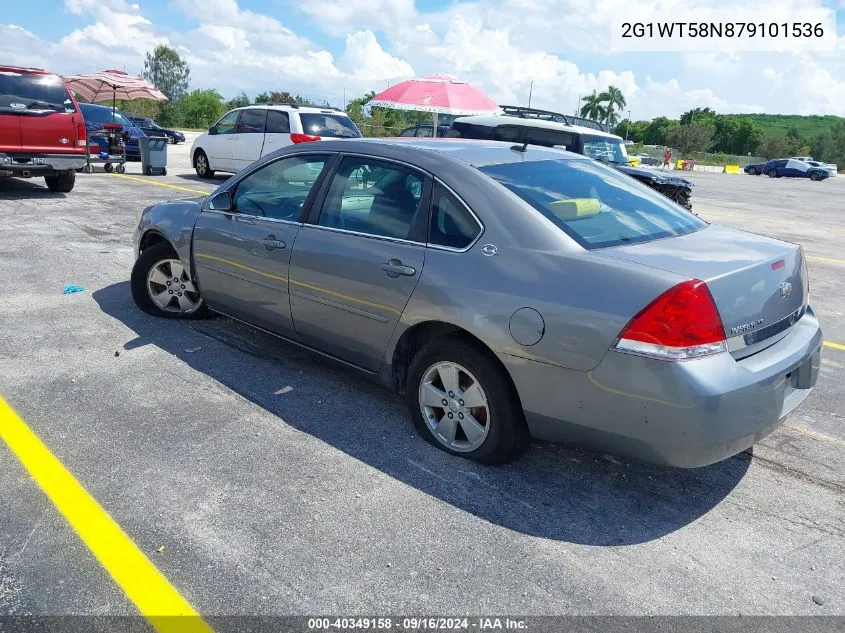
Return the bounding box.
[0,65,87,192]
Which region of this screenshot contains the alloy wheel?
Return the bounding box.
[146,259,202,314]
[418,361,490,452]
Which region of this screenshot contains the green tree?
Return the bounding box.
[580,91,604,121]
[754,135,790,158]
[643,116,676,145]
[665,123,714,154]
[597,85,626,125]
[812,122,845,167]
[179,89,224,129]
[255,91,310,105]
[225,91,251,110]
[679,107,716,126]
[142,45,190,126]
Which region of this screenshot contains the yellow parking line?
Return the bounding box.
[824,341,845,352]
[806,255,845,266]
[114,174,210,195]
[0,396,213,633]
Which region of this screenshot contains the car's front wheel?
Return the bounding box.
[45,171,75,192]
[194,150,214,179]
[130,241,208,319]
[406,337,529,464]
[810,171,821,181]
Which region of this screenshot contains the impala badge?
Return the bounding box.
[779,281,792,298]
[730,319,764,336]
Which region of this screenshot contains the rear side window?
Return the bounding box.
[492,126,523,143]
[446,121,493,140]
[524,129,575,149]
[479,159,706,250]
[299,113,360,138]
[428,183,481,249]
[0,71,74,113]
[266,110,290,133]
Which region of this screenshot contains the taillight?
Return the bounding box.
[614,279,727,360]
[799,246,810,302]
[291,133,320,144]
[75,116,87,147]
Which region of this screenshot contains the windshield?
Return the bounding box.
[479,158,706,250]
[299,113,361,138]
[582,134,628,164]
[0,71,75,113]
[80,104,133,127]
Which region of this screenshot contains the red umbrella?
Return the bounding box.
[367,74,500,131]
[63,69,168,122]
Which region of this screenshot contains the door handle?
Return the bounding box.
[380,259,416,278]
[262,235,286,250]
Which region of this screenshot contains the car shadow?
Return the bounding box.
[93,281,750,546]
[0,177,68,200]
[176,173,231,185]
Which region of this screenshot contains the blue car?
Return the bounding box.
[78,103,146,161]
[762,158,829,181]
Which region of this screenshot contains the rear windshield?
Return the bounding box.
[0,71,75,113]
[299,113,361,138]
[479,159,706,249]
[80,104,133,127]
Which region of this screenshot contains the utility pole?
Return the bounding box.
[626,109,631,141]
[575,93,581,116]
[528,81,533,107]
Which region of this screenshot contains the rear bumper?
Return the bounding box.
[0,153,86,174]
[504,307,823,468]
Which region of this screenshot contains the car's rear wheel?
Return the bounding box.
[45,171,75,193]
[406,337,529,464]
[131,241,208,319]
[768,168,778,178]
[194,150,214,179]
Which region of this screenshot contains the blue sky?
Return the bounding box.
[1,0,843,119]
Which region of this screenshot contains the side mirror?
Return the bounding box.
[208,125,218,135]
[207,191,233,212]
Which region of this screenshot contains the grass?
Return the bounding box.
[722,114,845,139]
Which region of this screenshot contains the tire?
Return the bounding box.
[130,241,208,319]
[162,167,167,176]
[406,336,529,464]
[146,166,153,176]
[194,150,214,179]
[116,164,126,174]
[82,164,93,174]
[168,136,176,144]
[104,162,113,173]
[810,171,820,181]
[44,171,75,193]
[768,169,778,178]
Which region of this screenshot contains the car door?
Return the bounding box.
[191,152,336,336]
[231,108,267,171]
[288,155,430,371]
[204,110,239,172]
[260,110,292,157]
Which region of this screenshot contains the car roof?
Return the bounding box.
[452,114,622,140]
[317,137,590,167]
[232,104,350,115]
[0,65,56,75]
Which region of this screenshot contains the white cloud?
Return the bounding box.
[297,0,416,37]
[339,31,415,83]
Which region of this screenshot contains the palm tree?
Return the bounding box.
[598,85,626,125]
[580,91,604,120]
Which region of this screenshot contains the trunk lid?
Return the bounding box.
[600,224,808,355]
[18,110,85,155]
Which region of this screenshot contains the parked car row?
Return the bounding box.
[744,157,833,180]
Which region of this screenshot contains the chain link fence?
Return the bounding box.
[632,145,766,168]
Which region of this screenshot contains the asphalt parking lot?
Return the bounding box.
[1,135,844,626]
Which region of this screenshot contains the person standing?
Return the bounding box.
[663,148,672,170]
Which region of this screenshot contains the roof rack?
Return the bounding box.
[263,102,343,112]
[498,105,613,133]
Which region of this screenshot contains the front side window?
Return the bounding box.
[446,121,494,140]
[317,157,424,240]
[479,158,706,250]
[492,126,524,143]
[237,109,266,133]
[232,154,331,221]
[214,111,240,134]
[399,127,417,137]
[428,183,481,249]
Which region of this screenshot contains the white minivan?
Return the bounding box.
[191,104,362,178]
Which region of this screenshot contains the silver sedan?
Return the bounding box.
[131,139,822,467]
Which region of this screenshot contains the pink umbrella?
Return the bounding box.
[63,69,168,122]
[367,74,500,131]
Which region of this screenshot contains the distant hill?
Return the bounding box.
[720,114,844,139]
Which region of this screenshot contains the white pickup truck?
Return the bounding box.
[191,104,362,178]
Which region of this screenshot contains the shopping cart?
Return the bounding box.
[82,123,127,174]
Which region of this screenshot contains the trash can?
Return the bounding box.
[139,136,168,176]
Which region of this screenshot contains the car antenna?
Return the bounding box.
[510,141,528,153]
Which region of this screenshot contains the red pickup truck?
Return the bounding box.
[0,65,88,192]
